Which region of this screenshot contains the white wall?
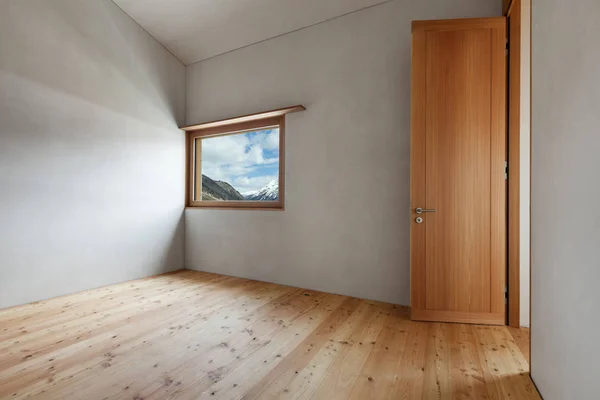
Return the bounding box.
[531,0,600,398]
[0,0,186,309]
[520,0,531,328]
[185,0,501,305]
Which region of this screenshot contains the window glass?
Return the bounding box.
[197,128,280,202]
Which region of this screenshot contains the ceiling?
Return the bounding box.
[112,0,391,65]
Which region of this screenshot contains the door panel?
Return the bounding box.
[410,18,506,325]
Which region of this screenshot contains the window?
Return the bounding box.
[184,106,305,209]
[187,116,286,209]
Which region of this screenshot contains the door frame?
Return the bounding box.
[506,0,523,329]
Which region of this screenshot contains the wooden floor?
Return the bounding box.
[0,270,540,400]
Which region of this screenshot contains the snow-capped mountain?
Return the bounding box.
[244,180,278,201]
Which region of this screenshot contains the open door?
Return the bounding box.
[410,18,507,325]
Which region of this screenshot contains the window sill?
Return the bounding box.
[185,206,284,211]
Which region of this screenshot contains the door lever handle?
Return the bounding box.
[415,208,436,214]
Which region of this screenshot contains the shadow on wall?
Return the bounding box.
[0,0,184,129]
[0,0,186,309]
[160,211,186,274]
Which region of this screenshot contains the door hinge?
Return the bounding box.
[505,286,508,304]
[504,161,508,180]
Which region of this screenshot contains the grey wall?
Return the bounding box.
[185,0,501,305]
[531,0,600,398]
[0,0,186,309]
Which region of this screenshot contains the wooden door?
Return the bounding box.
[410,18,507,325]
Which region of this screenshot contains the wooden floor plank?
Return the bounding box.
[247,299,375,400]
[18,281,297,399]
[194,293,351,399]
[308,302,391,400]
[508,326,530,365]
[448,324,489,399]
[145,289,329,400]
[0,270,539,400]
[0,276,273,396]
[347,306,411,400]
[389,319,429,399]
[473,326,541,400]
[422,323,451,400]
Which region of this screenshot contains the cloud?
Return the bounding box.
[249,130,279,150]
[200,128,279,193]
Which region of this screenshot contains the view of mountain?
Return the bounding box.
[201,174,244,201]
[199,128,280,203]
[244,180,278,201]
[201,175,278,202]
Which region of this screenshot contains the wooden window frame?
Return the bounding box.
[185,116,286,210]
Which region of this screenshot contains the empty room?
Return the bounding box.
[1,0,598,399]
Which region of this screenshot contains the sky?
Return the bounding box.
[200,128,279,194]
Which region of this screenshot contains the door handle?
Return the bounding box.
[415,208,436,214]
